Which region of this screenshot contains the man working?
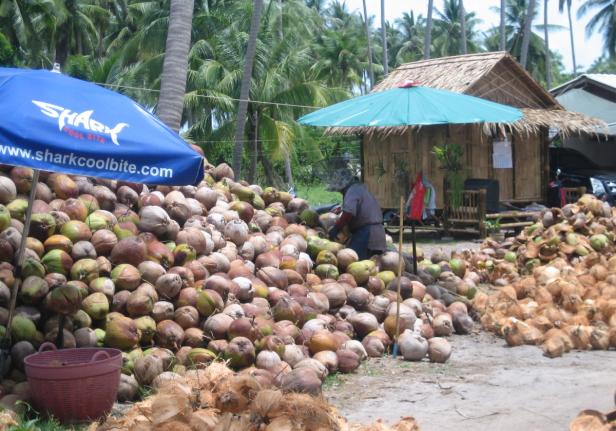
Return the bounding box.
[327,168,386,259]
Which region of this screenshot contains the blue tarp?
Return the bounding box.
[0,67,203,185]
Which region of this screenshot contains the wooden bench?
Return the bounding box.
[444,190,540,238]
[562,186,587,204]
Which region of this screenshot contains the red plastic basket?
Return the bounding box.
[24,342,122,423]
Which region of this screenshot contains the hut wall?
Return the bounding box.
[362,126,546,210]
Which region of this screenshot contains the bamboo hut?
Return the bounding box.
[332,53,604,229]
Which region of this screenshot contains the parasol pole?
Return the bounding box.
[411,221,418,274]
[392,196,405,358]
[2,169,40,367]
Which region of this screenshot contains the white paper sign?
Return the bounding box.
[493,139,512,169]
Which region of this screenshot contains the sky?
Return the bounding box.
[343,0,606,74]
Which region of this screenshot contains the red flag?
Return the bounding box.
[407,173,426,221]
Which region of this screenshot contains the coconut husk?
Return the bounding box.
[92,363,420,431]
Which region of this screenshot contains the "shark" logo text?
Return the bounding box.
[32,100,129,145]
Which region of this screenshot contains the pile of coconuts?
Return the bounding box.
[0,161,468,411]
[470,194,616,358]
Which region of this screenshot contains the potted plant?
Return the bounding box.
[485,218,504,242]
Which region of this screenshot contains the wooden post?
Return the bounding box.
[478,188,487,238]
[393,196,405,358]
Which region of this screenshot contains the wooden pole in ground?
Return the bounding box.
[393,196,404,357]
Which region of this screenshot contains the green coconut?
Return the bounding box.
[105,314,140,350]
[376,270,396,287]
[46,284,83,315]
[449,259,467,278]
[19,276,49,305]
[70,258,99,283]
[196,289,223,317]
[21,259,46,279]
[41,249,74,276]
[10,316,37,343]
[81,292,109,320]
[60,220,92,243]
[43,235,74,254]
[134,316,156,345]
[113,222,137,240]
[71,309,92,328]
[262,187,280,205]
[94,328,106,347]
[187,348,217,365]
[347,260,377,285]
[504,252,517,263]
[316,250,338,266]
[121,352,134,375]
[0,205,10,231]
[6,199,28,221]
[173,243,196,266]
[315,264,339,280]
[590,234,609,251]
[425,264,442,279]
[251,194,265,210]
[299,209,319,227]
[85,212,112,232]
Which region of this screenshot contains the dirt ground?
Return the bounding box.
[324,331,616,431]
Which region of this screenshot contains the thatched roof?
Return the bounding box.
[330,52,606,136]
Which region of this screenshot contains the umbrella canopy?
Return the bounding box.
[0,67,203,185]
[298,82,522,127]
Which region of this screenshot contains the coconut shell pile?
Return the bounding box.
[470,194,616,357]
[0,162,471,411]
[90,362,420,431]
[569,392,615,431]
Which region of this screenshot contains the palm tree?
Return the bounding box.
[395,11,424,64]
[559,0,577,75]
[156,0,194,131]
[424,0,434,59]
[544,0,552,88]
[432,0,480,57]
[380,0,388,75]
[232,0,264,179]
[362,0,374,88]
[459,0,467,54]
[578,0,616,58]
[520,0,536,68]
[500,0,506,50]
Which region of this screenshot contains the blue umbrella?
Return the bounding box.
[0,66,204,360]
[298,81,523,127]
[0,67,203,185]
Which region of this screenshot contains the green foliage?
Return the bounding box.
[5,402,84,431]
[0,33,14,66]
[64,55,93,80]
[432,143,465,208]
[296,183,340,206]
[485,217,502,233]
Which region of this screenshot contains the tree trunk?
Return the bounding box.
[380,0,388,75]
[459,0,467,54]
[566,2,577,75]
[258,140,284,189]
[362,0,374,89]
[156,0,194,131]
[424,0,433,60]
[232,0,264,180]
[247,112,258,184]
[278,0,283,39]
[520,0,535,69]
[500,0,506,50]
[283,149,293,189]
[544,0,552,89]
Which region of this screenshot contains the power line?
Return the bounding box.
[96,82,328,110]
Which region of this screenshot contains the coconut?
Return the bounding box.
[41,249,73,276]
[336,349,360,373]
[19,276,49,305]
[152,301,175,322]
[427,337,452,363]
[110,236,147,266]
[81,292,109,320]
[398,330,429,361]
[155,320,185,351]
[348,313,379,338]
[110,264,141,291]
[117,374,139,402]
[281,368,321,395]
[225,336,256,369]
[134,316,157,345]
[45,284,83,315]
[134,354,164,386]
[10,341,35,371]
[0,177,17,204]
[74,327,98,348]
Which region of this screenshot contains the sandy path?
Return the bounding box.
[325,332,616,431]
